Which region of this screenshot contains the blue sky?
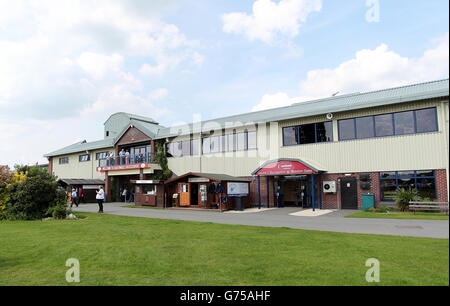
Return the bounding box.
[0,0,448,167]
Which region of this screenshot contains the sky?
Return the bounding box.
[0,0,448,168]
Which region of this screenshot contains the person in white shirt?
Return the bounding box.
[125,150,130,164]
[96,186,105,213]
[119,149,125,165]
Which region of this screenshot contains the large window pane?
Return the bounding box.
[191,139,200,156]
[210,136,220,153]
[397,178,415,190]
[173,142,182,157]
[237,133,246,151]
[165,143,173,157]
[247,131,257,149]
[182,140,191,156]
[380,172,396,178]
[202,137,210,154]
[375,114,394,137]
[299,123,316,144]
[380,179,397,202]
[283,127,298,145]
[394,111,415,135]
[397,171,415,178]
[316,122,333,142]
[416,170,434,177]
[415,108,438,133]
[226,134,236,152]
[338,119,355,140]
[416,178,436,199]
[355,116,374,139]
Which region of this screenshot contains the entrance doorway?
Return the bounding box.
[340,178,358,209]
[274,175,319,208]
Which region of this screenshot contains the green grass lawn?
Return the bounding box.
[346,211,449,220]
[0,213,448,286]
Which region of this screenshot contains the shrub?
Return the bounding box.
[394,188,418,212]
[3,166,67,220]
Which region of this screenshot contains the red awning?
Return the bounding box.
[252,159,320,176]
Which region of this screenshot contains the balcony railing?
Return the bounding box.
[98,153,152,168]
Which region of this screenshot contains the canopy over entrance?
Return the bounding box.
[252,158,322,176]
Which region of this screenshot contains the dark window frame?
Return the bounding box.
[338,107,438,141]
[379,170,437,202]
[282,121,333,147]
[79,154,90,162]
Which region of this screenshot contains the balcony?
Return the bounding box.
[97,153,152,172]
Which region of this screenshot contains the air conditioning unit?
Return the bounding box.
[323,181,337,193]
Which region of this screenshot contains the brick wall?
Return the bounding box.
[246,176,275,207]
[320,172,380,209]
[436,169,448,203]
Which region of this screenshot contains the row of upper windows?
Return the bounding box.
[166,131,257,158]
[281,107,439,147]
[338,107,438,141]
[58,152,108,164]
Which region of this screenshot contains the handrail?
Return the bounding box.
[98,152,152,167]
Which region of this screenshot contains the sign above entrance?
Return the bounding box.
[254,160,316,176]
[188,177,210,183]
[96,163,148,172]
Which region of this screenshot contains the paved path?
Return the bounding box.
[72,203,449,239]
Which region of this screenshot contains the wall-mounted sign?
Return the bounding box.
[255,161,316,176]
[96,163,148,172]
[188,177,210,183]
[227,182,249,197]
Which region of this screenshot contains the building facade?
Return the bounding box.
[45,79,450,209]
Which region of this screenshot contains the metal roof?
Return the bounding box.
[164,172,251,184]
[58,179,105,186]
[44,138,114,157]
[104,112,160,125]
[154,79,449,139]
[44,79,449,157]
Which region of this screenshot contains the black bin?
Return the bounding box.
[234,197,244,211]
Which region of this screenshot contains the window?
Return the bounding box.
[59,157,69,164]
[172,142,182,157]
[210,136,220,153]
[182,140,191,156]
[247,131,257,149]
[380,170,436,202]
[96,152,107,160]
[237,133,246,151]
[338,119,356,140]
[79,154,90,162]
[283,122,333,146]
[375,114,394,137]
[226,134,236,152]
[166,142,174,158]
[106,131,109,137]
[191,139,200,156]
[394,111,415,135]
[415,108,438,133]
[316,122,333,142]
[339,107,438,140]
[283,127,299,146]
[202,137,210,154]
[299,124,316,144]
[355,116,374,139]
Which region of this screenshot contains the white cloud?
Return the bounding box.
[222,0,322,43]
[252,33,449,111]
[149,88,169,100]
[0,0,190,166]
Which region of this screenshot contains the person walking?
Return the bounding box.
[96,186,105,213]
[122,187,128,202]
[78,187,84,205]
[70,188,78,208]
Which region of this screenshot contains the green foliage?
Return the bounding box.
[394,187,418,211]
[150,141,172,180]
[375,205,394,213]
[2,166,68,220]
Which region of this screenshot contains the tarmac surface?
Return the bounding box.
[72,202,449,239]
